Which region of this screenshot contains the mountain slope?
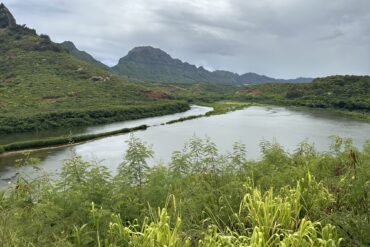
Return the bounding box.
[0,3,16,28]
[61,41,109,70]
[112,46,313,84]
[112,46,212,83]
[0,5,189,134]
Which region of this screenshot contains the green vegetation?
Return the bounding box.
[0,101,251,153]
[0,125,147,153]
[238,75,370,116]
[1,8,369,246]
[203,101,255,115]
[0,101,189,134]
[1,136,368,246]
[166,115,204,124]
[166,101,253,125]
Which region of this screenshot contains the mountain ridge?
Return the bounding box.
[1,2,313,85]
[111,46,313,84]
[58,42,314,85]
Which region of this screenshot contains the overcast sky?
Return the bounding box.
[4,0,370,78]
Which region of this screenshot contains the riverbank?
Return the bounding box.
[0,101,250,154]
[264,101,370,123]
[0,101,255,154]
[0,125,148,154]
[1,100,368,155]
[0,101,190,134]
[167,100,370,126]
[166,101,256,124]
[0,105,212,155]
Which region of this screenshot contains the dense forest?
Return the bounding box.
[0,136,368,246]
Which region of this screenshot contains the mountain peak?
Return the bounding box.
[0,3,16,28]
[129,46,168,55]
[119,46,175,65]
[61,41,77,50]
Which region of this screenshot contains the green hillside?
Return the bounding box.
[238,75,370,112]
[0,9,188,134]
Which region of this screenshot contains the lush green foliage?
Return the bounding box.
[166,101,253,124]
[238,75,370,113]
[1,136,368,246]
[0,101,189,134]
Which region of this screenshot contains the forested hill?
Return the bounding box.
[111,46,313,84]
[240,75,370,111]
[0,4,189,134]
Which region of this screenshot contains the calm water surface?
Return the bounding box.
[1,106,369,186]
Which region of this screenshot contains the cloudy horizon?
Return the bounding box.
[3,0,370,79]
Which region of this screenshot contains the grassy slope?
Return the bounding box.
[0,27,189,134]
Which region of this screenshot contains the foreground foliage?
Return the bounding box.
[0,136,369,246]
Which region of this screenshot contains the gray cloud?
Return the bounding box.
[3,0,370,78]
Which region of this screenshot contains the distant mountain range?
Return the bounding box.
[62,43,313,84]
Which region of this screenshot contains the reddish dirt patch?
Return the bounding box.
[166,85,185,93]
[238,88,262,97]
[0,101,8,107]
[145,90,170,100]
[41,96,60,104]
[191,84,203,93]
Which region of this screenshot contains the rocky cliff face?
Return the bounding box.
[0,3,16,28]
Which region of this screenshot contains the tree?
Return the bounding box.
[117,135,154,187]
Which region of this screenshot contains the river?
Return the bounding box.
[1,105,369,186]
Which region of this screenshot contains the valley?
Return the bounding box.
[0,2,369,247]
